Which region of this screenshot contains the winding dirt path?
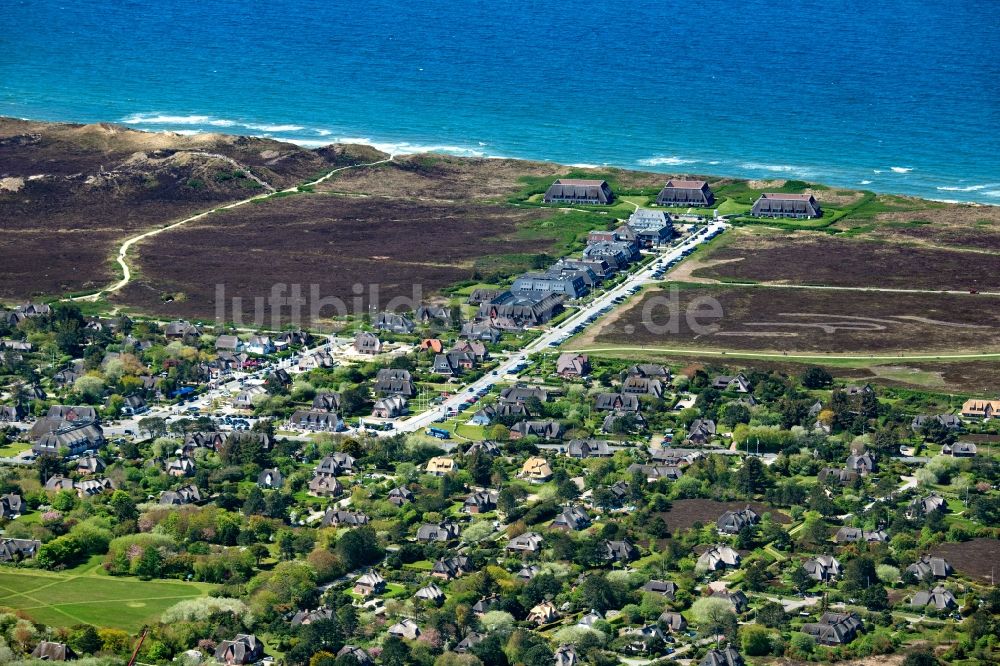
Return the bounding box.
[68,157,392,303]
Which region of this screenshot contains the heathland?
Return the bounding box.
[0,117,999,665]
[3,117,1000,381]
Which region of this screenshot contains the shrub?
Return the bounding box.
[480,610,515,634]
[742,625,775,656]
[690,597,737,638]
[553,625,605,645]
[104,533,177,576]
[98,628,134,655]
[788,632,816,659]
[876,564,900,584]
[37,534,85,569]
[462,520,495,543]
[161,597,252,624]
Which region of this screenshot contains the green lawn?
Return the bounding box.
[403,560,434,572]
[454,422,486,440]
[0,441,31,457]
[383,582,409,599]
[714,198,752,216]
[0,568,216,631]
[449,282,505,296]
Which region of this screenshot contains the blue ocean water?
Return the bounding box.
[2,0,998,202]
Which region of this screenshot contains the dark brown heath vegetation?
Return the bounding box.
[113,193,562,324]
[688,226,1000,292]
[658,498,790,533]
[931,538,1000,582]
[0,118,383,299]
[594,283,1000,355]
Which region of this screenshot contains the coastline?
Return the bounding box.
[7,112,997,207]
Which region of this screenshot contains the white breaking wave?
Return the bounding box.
[739,162,816,177]
[983,190,1000,199]
[277,135,488,157]
[270,138,333,148]
[121,112,491,157]
[937,183,994,192]
[123,113,303,133]
[638,155,699,167]
[568,163,599,168]
[243,123,305,132]
[890,166,913,173]
[859,180,873,185]
[122,113,237,127]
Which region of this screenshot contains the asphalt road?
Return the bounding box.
[6,222,726,453]
[385,220,728,436]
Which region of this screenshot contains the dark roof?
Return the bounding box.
[711,589,749,612]
[160,484,201,505]
[290,409,343,430]
[433,555,472,578]
[594,392,640,412]
[31,641,78,661]
[642,579,678,597]
[33,420,104,457]
[544,179,614,204]
[656,180,714,206]
[313,392,342,412]
[315,453,355,475]
[845,452,877,473]
[510,420,564,439]
[454,632,486,653]
[717,506,759,534]
[374,312,415,334]
[214,634,264,665]
[567,438,612,458]
[0,537,40,562]
[500,386,547,404]
[751,193,821,217]
[375,368,415,397]
[226,430,273,450]
[665,179,708,189]
[322,509,370,527]
[552,506,591,530]
[659,610,687,631]
[507,531,545,552]
[700,646,744,666]
[291,607,335,625]
[416,521,461,542]
[604,539,638,562]
[802,612,863,645]
[388,486,414,505]
[803,555,841,581]
[47,405,98,422]
[834,526,886,543]
[258,468,284,488]
[907,555,952,580]
[911,585,957,610]
[464,490,499,510]
[337,646,374,666]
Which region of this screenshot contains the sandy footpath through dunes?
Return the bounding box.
[69,157,393,303]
